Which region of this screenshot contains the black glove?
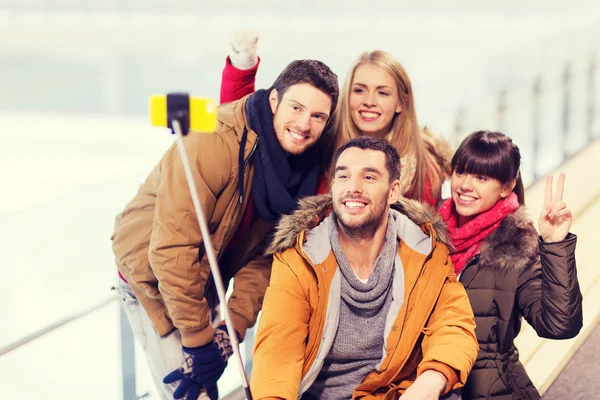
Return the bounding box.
[163,325,238,400]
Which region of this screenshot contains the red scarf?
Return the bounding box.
[438,192,520,274]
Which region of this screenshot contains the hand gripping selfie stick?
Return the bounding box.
[150,93,254,400]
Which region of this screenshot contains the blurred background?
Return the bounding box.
[1,1,600,399]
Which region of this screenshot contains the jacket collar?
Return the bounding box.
[477,206,539,272]
[266,194,451,258]
[218,95,259,202]
[217,94,255,144]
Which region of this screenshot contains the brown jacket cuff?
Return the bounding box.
[180,325,214,348]
[221,311,251,342]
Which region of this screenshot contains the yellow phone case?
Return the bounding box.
[149,95,217,133]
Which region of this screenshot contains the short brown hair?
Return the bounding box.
[270,60,339,115]
[334,136,401,182]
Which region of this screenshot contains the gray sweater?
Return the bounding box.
[304,215,398,400]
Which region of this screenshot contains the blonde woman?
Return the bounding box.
[221,32,452,206]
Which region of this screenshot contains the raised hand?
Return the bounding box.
[228,30,260,70]
[539,173,572,242]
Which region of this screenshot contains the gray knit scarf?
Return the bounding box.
[304,214,398,399]
[329,213,398,315]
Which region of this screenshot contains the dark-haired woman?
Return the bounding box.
[439,130,583,399]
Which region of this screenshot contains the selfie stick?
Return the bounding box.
[150,93,253,400]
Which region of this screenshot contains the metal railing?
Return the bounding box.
[0,296,117,358]
[444,26,599,187]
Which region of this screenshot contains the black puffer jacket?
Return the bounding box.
[459,207,583,400]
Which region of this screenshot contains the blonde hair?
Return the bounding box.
[331,50,445,201]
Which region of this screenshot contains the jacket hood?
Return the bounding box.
[478,206,539,272]
[421,126,454,175]
[266,194,451,255]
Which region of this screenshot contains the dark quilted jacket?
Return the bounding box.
[459,207,583,399]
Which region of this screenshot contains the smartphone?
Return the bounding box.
[149,94,217,133]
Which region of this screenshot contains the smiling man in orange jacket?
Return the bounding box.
[251,137,478,400]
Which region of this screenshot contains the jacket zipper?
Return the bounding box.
[296,246,330,374]
[219,136,259,256]
[204,136,258,297]
[458,255,480,283]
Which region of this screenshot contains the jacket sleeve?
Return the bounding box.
[421,174,438,208]
[516,233,583,339]
[227,254,273,340]
[220,56,260,104]
[419,258,479,393]
[149,132,232,348]
[251,252,311,400]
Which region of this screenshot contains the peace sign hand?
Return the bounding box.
[539,173,572,242]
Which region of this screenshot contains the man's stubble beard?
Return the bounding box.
[334,191,389,241]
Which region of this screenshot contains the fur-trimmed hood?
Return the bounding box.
[266,194,451,255]
[421,126,453,175]
[478,206,539,273]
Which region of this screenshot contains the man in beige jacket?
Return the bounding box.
[111,59,338,400]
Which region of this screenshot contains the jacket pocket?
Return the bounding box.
[503,358,541,400]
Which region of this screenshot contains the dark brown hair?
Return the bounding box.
[452,130,525,205]
[270,59,339,116]
[334,136,401,182]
